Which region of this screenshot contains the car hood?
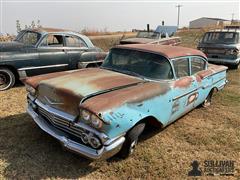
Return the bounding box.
[120,37,154,44]
[26,68,145,116]
[0,41,28,52]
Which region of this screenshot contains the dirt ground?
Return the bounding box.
[0,30,239,179]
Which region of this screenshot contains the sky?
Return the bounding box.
[0,0,239,35]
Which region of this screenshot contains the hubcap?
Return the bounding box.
[130,140,137,154]
[0,72,11,90]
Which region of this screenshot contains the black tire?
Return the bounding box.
[0,68,15,91]
[230,63,239,69]
[202,89,214,108]
[118,123,145,158]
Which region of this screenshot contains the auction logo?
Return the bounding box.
[188,160,235,176]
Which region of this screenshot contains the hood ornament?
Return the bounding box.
[44,96,64,105]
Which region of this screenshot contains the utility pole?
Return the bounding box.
[176,4,183,28]
[231,13,235,21]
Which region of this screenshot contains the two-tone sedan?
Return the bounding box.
[25,44,228,160]
[0,28,106,90]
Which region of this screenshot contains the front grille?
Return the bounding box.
[36,104,103,149]
[207,49,226,54]
[38,106,69,128]
[38,106,85,139]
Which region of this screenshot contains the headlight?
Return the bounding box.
[199,48,205,52]
[81,109,91,122]
[26,84,36,96]
[80,109,103,129]
[226,49,239,56]
[91,114,103,129]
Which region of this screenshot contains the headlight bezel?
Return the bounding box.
[26,84,36,96]
[79,109,103,129]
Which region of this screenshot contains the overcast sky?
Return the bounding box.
[0,0,239,34]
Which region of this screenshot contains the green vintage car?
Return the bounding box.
[0,28,107,90]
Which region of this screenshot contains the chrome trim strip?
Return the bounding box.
[27,105,125,160]
[18,64,68,71]
[80,60,103,64]
[173,88,198,101]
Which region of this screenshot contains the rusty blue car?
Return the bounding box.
[25,44,228,159]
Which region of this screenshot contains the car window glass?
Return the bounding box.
[173,58,190,78]
[102,48,173,80]
[17,31,41,46]
[65,36,87,47]
[191,57,206,75]
[40,34,63,47]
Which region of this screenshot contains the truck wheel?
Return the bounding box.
[202,89,214,108]
[0,68,15,91]
[230,63,239,69]
[118,123,145,158]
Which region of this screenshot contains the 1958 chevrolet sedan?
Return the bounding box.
[25,44,228,160]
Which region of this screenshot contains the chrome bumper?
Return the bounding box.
[208,57,240,65]
[27,105,125,160]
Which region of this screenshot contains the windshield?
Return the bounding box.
[101,48,173,80]
[202,32,239,44]
[15,31,41,46]
[136,31,160,39]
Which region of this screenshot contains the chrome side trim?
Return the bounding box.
[27,106,125,160]
[173,88,198,101]
[18,64,68,71]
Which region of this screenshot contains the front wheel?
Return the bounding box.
[202,89,214,108]
[0,68,15,91]
[117,123,145,158]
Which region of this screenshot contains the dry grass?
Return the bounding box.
[0,30,239,179]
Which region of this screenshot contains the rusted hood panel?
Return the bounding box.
[81,81,170,115]
[32,68,144,115]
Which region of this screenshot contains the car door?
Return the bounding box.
[36,34,69,75]
[64,35,89,69]
[190,56,211,107]
[170,57,199,122]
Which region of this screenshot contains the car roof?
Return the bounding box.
[23,27,95,48]
[30,27,71,33]
[115,44,207,59]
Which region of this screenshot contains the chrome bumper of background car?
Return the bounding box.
[27,105,125,160]
[208,57,240,65]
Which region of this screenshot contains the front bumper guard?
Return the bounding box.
[208,57,240,65]
[27,106,125,160]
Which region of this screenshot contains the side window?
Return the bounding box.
[65,36,87,47]
[173,58,190,78]
[191,57,206,75]
[40,34,64,47]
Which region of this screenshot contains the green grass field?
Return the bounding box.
[0,30,239,179]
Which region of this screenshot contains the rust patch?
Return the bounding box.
[24,70,79,88]
[174,76,193,88]
[81,82,170,114]
[196,69,213,79]
[115,44,207,59]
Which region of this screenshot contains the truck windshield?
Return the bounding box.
[202,32,239,44]
[101,48,173,80]
[15,31,41,46]
[136,31,160,39]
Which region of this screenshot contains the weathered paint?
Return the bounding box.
[26,45,228,139]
